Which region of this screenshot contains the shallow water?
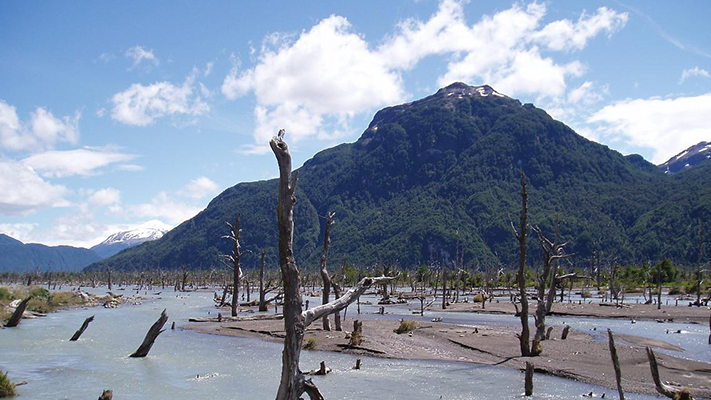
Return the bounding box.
[0,287,663,399]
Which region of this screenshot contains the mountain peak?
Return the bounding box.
[660,141,711,174]
[90,220,170,259]
[436,82,507,98]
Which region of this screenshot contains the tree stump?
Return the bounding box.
[545,326,553,340]
[353,358,361,370]
[98,389,113,400]
[70,315,95,341]
[130,309,168,357]
[525,361,534,396]
[349,320,363,347]
[561,325,571,340]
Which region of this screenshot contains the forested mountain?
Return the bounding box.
[0,234,101,272]
[86,83,711,272]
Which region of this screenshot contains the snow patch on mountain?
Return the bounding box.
[91,220,170,258]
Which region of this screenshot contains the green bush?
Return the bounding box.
[303,337,317,350]
[28,287,49,300]
[394,319,417,334]
[0,370,17,397]
[0,287,13,303]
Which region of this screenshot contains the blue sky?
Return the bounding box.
[1,0,710,248]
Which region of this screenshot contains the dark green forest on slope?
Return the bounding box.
[86,83,711,272]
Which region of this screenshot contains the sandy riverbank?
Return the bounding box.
[186,309,711,398]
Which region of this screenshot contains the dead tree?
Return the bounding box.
[510,172,532,357]
[319,212,335,330]
[70,315,95,341]
[332,281,343,331]
[4,296,31,327]
[98,390,113,400]
[531,223,570,352]
[607,329,625,400]
[696,221,705,306]
[349,319,363,347]
[646,347,693,399]
[107,268,112,291]
[130,309,168,357]
[270,130,396,400]
[524,361,534,396]
[223,215,244,317]
[259,250,269,312]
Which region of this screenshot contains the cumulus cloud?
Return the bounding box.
[0,223,37,243]
[588,93,711,163]
[679,66,710,84]
[0,100,80,152]
[132,191,202,225]
[111,73,209,126]
[225,1,628,150]
[88,188,121,207]
[21,146,136,178]
[178,176,220,200]
[0,159,69,215]
[125,45,159,70]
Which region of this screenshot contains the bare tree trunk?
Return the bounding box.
[697,221,705,306]
[225,215,244,317]
[607,329,625,400]
[271,130,396,400]
[5,296,31,327]
[657,261,662,310]
[130,309,168,357]
[70,315,95,341]
[319,212,334,331]
[332,282,342,331]
[98,390,113,400]
[511,172,531,357]
[349,320,363,347]
[107,268,112,291]
[441,267,447,310]
[259,251,268,312]
[524,361,534,396]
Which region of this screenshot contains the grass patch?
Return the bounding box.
[303,338,317,350]
[394,319,417,334]
[0,287,14,303]
[0,370,17,397]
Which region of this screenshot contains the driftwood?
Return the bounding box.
[130,309,168,357]
[607,329,625,400]
[304,361,331,376]
[5,296,31,327]
[646,347,693,399]
[70,315,95,341]
[525,361,534,396]
[98,390,113,400]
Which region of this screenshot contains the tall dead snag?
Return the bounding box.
[223,215,244,317]
[696,221,705,307]
[531,223,570,354]
[319,212,335,331]
[646,347,693,399]
[510,172,532,357]
[259,250,268,312]
[4,296,31,327]
[130,309,168,357]
[332,281,343,331]
[607,329,625,400]
[270,130,396,400]
[70,315,95,341]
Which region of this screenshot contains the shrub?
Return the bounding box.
[0,287,13,303]
[667,286,685,296]
[29,287,49,300]
[303,338,317,350]
[580,290,592,298]
[0,370,17,397]
[394,319,417,334]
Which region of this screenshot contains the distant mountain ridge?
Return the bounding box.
[660,141,711,174]
[90,221,169,259]
[86,83,711,272]
[0,234,101,272]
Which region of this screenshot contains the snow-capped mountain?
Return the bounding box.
[91,220,170,259]
[660,141,711,174]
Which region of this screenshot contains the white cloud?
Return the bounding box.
[178,176,220,200]
[0,100,80,152]
[588,93,711,163]
[567,81,608,105]
[0,159,69,215]
[125,45,159,70]
[21,147,136,178]
[0,223,37,243]
[132,191,202,225]
[117,164,145,172]
[88,188,121,207]
[225,1,628,149]
[111,73,209,126]
[679,66,710,84]
[204,61,214,77]
[534,7,628,51]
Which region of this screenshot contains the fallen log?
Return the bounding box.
[130,309,168,358]
[70,315,95,341]
[4,296,31,327]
